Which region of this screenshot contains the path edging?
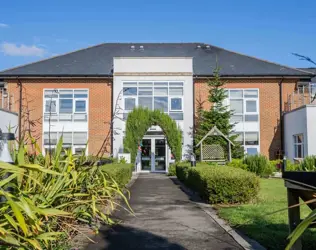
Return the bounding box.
[170,176,266,250]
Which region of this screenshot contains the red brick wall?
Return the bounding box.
[6,78,112,155]
[194,78,298,159]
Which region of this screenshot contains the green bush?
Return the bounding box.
[167,164,177,176]
[176,163,259,204]
[300,156,316,171]
[269,159,282,172]
[227,158,247,170]
[175,163,190,182]
[101,164,134,187]
[243,154,272,177]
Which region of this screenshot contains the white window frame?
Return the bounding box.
[74,99,87,113]
[124,97,137,111]
[45,99,58,113]
[169,96,183,111]
[293,134,304,158]
[43,88,89,122]
[227,88,260,154]
[43,131,88,156]
[122,81,184,120]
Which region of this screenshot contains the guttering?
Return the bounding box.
[194,75,312,79]
[0,75,113,79]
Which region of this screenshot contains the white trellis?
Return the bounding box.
[196,126,234,163]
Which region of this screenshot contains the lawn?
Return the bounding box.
[217,178,316,250]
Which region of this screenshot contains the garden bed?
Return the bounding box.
[217,179,316,250]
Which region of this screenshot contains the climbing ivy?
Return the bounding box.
[124,107,182,163]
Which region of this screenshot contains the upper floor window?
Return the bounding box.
[122,82,184,120]
[227,89,259,123]
[44,89,88,122]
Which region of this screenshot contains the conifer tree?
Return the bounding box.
[195,65,244,158]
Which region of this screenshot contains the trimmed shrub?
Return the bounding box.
[176,163,259,204]
[175,164,190,183]
[243,154,272,177]
[167,164,177,176]
[227,158,247,170]
[101,164,134,187]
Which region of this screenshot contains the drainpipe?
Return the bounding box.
[17,78,23,142]
[192,74,197,156]
[279,78,284,156]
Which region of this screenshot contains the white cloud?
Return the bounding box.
[0,23,9,28]
[0,42,47,57]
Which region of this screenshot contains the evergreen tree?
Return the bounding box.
[195,65,244,159]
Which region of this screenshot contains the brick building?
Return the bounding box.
[0,43,314,172]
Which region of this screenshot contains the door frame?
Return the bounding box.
[141,135,169,173]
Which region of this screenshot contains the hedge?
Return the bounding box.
[101,164,134,187]
[176,163,259,204]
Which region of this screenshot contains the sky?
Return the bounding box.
[0,0,316,71]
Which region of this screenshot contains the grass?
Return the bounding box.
[217,179,316,250]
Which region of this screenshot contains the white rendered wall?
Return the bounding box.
[306,105,316,156]
[0,109,18,134]
[284,106,308,160]
[113,57,194,160]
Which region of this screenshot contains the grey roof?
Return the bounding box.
[0,43,312,77]
[298,68,316,82]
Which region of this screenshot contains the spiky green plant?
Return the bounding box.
[0,136,132,249]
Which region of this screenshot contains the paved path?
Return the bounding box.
[86,173,242,250]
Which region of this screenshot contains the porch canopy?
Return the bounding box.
[196,126,234,163]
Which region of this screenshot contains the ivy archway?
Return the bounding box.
[123,107,182,163]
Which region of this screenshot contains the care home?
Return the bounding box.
[0,43,314,172]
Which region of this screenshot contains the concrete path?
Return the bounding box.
[86,173,242,250]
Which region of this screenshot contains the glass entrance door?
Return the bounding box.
[141,138,166,171]
[141,139,151,171]
[154,139,166,171]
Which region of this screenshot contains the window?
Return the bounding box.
[231,132,244,144]
[125,98,136,111]
[230,100,243,113]
[294,134,304,158]
[169,87,183,96]
[230,90,243,98]
[123,87,137,95]
[43,131,88,154]
[246,100,257,112]
[247,148,258,155]
[170,98,182,111]
[138,97,152,110]
[154,97,168,112]
[59,99,73,113]
[169,112,183,120]
[244,90,258,98]
[139,87,153,96]
[75,100,86,112]
[44,89,88,121]
[45,100,57,113]
[122,82,184,121]
[245,132,259,145]
[154,87,168,95]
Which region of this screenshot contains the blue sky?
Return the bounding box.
[0,0,315,71]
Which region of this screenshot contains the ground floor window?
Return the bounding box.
[43,131,88,155]
[293,134,304,158]
[230,131,259,155]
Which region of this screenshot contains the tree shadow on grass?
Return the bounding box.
[85,224,186,250]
